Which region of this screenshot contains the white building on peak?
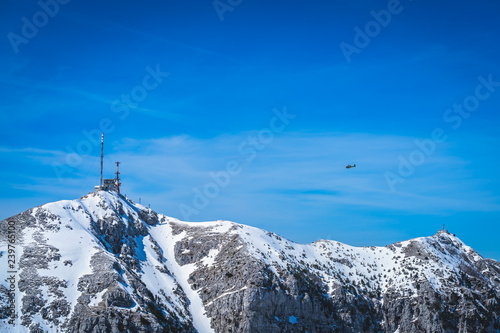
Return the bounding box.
[94,179,117,192]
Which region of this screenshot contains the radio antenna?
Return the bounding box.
[100,133,104,186]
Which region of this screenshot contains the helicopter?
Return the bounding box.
[346,163,356,169]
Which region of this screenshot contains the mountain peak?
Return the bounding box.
[1,195,499,332]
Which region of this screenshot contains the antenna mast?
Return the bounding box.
[100,133,104,186]
[115,162,121,194]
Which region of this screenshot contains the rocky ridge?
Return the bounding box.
[0,191,499,332]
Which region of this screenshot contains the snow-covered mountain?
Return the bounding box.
[1,191,499,332]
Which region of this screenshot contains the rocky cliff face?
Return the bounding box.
[1,191,499,332]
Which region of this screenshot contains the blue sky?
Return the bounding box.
[1,0,499,259]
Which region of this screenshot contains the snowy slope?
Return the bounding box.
[0,192,193,332]
[1,191,499,333]
[155,217,492,303]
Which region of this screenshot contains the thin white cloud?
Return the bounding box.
[106,132,500,216]
[0,146,62,155]
[3,132,499,223]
